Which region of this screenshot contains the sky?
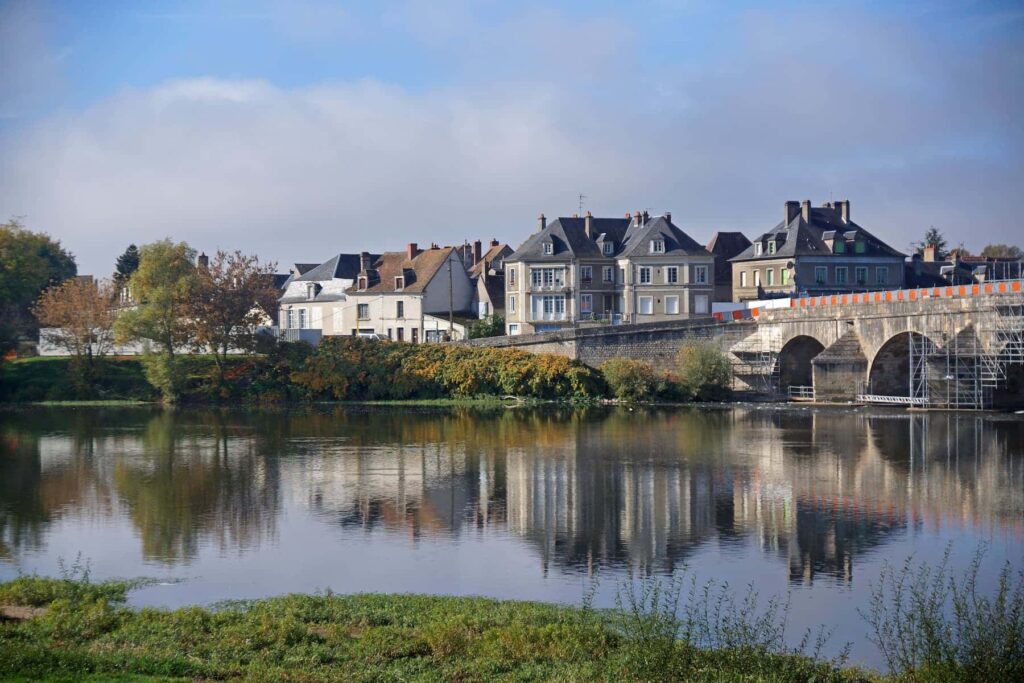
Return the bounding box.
[1,0,1022,276]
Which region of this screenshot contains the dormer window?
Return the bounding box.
[602,242,613,256]
[833,240,846,254]
[854,240,866,254]
[650,239,665,254]
[543,242,553,255]
[394,276,404,291]
[754,243,763,256]
[306,284,316,300]
[768,241,776,255]
[358,276,368,290]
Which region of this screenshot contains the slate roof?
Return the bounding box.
[272,273,291,290]
[730,204,905,262]
[469,244,513,274]
[706,232,752,260]
[295,254,371,282]
[347,247,458,295]
[508,215,709,262]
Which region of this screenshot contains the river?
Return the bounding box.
[1,404,1021,668]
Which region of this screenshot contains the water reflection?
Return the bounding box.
[0,406,1021,587]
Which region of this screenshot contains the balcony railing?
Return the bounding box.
[530,312,568,322]
[529,283,568,292]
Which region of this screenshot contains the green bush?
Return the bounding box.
[676,343,733,401]
[140,353,188,403]
[600,358,658,401]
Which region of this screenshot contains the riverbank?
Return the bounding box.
[0,576,867,683]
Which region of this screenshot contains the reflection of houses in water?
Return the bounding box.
[504,410,1024,585]
[287,444,506,538]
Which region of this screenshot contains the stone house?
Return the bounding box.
[706,232,752,303]
[341,244,475,342]
[503,211,716,335]
[464,239,513,319]
[730,200,905,301]
[278,254,373,342]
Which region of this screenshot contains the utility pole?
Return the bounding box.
[448,257,454,340]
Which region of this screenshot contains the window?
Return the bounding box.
[855,266,868,284]
[396,301,404,318]
[543,242,553,255]
[603,242,613,255]
[694,295,709,314]
[298,309,307,329]
[665,295,679,314]
[394,276,404,291]
[358,276,367,290]
[754,270,761,287]
[638,296,653,315]
[815,267,827,284]
[876,267,888,285]
[768,241,777,255]
[836,267,848,285]
[357,303,369,320]
[411,328,418,343]
[531,295,566,320]
[397,328,404,342]
[531,268,565,288]
[693,265,708,284]
[286,309,296,329]
[507,266,516,286]
[766,269,774,286]
[638,267,652,284]
[387,328,392,339]
[306,284,316,300]
[754,243,763,256]
[665,266,679,284]
[854,241,866,254]
[650,239,665,254]
[508,324,519,335]
[581,294,592,313]
[782,269,790,285]
[508,295,516,313]
[580,265,592,282]
[740,271,748,288]
[833,240,846,253]
[602,266,614,282]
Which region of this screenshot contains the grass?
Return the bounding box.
[0,575,869,683]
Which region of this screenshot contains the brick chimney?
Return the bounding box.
[538,213,546,232]
[837,199,850,223]
[784,201,800,224]
[923,245,937,262]
[360,251,372,271]
[642,210,649,222]
[584,211,593,239]
[472,240,482,265]
[801,200,811,222]
[407,243,419,260]
[664,211,671,223]
[633,210,642,226]
[490,238,499,247]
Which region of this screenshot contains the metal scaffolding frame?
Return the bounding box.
[730,328,781,394]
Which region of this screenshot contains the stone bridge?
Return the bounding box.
[469,280,1024,409]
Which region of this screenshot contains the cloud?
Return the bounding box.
[0,3,1021,274]
[0,0,64,119]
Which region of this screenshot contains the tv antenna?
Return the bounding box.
[577,193,587,214]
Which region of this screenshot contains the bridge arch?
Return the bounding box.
[867,331,938,398]
[778,335,826,392]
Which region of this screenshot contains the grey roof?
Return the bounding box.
[731,204,906,263]
[295,254,376,282]
[508,215,709,262]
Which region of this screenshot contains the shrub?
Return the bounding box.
[140,352,188,403]
[675,343,732,401]
[600,358,658,401]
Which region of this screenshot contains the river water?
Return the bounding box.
[1,404,1021,668]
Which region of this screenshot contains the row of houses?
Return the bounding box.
[276,198,1023,341]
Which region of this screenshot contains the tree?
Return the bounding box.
[915,227,948,259]
[114,240,197,401]
[33,277,117,391]
[980,244,1023,259]
[114,244,140,285]
[468,314,505,339]
[0,219,77,356]
[188,249,279,385]
[676,343,732,401]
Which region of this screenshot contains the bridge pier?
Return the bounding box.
[811,331,867,402]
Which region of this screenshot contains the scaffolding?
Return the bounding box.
[909,294,1024,410]
[730,328,781,394]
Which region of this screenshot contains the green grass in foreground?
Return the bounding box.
[0,576,866,683]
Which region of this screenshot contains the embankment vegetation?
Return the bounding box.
[2,338,734,405]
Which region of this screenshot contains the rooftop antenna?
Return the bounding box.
[578,193,587,214]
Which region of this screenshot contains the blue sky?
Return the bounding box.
[1,0,1022,274]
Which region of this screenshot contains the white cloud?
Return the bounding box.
[0,3,1021,274]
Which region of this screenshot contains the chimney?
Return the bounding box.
[407,242,418,260]
[490,238,499,247]
[784,201,800,224]
[642,210,649,222]
[538,213,546,232]
[360,251,372,271]
[633,210,642,227]
[584,211,593,239]
[912,252,922,277]
[801,200,811,222]
[472,240,482,265]
[837,199,850,223]
[197,252,209,269]
[664,211,671,223]
[923,244,937,262]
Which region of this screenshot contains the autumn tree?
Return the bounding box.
[33,277,117,390]
[980,244,1023,259]
[188,249,279,385]
[0,219,77,356]
[114,240,197,401]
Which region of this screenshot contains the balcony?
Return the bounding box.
[530,312,568,322]
[529,282,569,292]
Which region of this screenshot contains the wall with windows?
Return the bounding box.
[732,257,904,301]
